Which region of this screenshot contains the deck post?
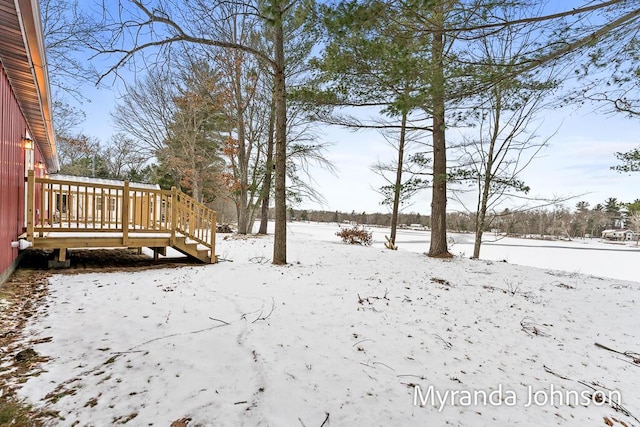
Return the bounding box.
[122,180,130,245]
[210,211,217,263]
[26,170,35,241]
[189,201,195,238]
[170,186,177,245]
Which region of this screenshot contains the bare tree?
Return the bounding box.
[90,0,309,264]
[103,133,149,180]
[56,133,102,176]
[111,69,177,159]
[208,3,268,234]
[449,13,557,258]
[41,0,98,98]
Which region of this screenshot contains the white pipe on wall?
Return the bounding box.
[10,240,33,250]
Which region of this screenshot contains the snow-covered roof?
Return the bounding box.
[51,174,160,190]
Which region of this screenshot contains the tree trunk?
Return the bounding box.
[272,7,287,265]
[473,90,500,259]
[428,3,451,258]
[390,110,408,246]
[473,167,493,258]
[259,96,276,234]
[190,137,201,202]
[234,49,250,234]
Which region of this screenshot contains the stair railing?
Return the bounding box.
[170,187,217,263]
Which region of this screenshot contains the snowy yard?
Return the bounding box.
[15,222,640,426]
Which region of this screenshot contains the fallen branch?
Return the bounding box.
[384,235,398,250]
[241,309,261,321]
[128,323,230,351]
[372,361,395,371]
[595,342,640,363]
[542,365,573,381]
[577,379,640,424]
[208,317,230,325]
[352,338,374,347]
[320,412,330,427]
[253,298,276,323]
[357,291,390,305]
[433,334,453,349]
[397,374,427,380]
[543,365,640,424]
[520,317,549,337]
[617,357,640,368]
[110,350,147,355]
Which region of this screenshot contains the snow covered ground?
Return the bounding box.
[296,221,640,282]
[17,222,640,426]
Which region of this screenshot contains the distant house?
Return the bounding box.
[601,229,636,241]
[0,0,58,283]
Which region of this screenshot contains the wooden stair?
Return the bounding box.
[171,236,214,263]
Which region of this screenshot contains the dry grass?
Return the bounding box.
[0,268,56,426]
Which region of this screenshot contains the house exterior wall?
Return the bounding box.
[0,63,46,283]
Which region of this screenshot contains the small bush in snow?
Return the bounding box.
[336,226,373,246]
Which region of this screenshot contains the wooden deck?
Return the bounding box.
[24,171,217,264]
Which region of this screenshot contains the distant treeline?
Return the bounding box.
[289,199,638,239]
[289,209,428,228]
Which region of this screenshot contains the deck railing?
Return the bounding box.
[26,171,216,262]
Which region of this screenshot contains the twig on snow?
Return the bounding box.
[128,323,229,351]
[240,310,261,321]
[320,412,330,427]
[110,350,147,355]
[577,379,640,424]
[595,342,640,363]
[543,365,640,424]
[397,374,427,380]
[357,291,389,305]
[253,298,276,323]
[373,361,395,371]
[433,334,453,349]
[543,365,572,381]
[520,317,549,337]
[617,357,640,368]
[208,317,230,325]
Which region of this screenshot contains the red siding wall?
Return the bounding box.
[0,63,45,281]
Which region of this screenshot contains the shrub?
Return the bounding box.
[336,225,373,246]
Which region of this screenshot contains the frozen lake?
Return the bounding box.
[284,221,639,283]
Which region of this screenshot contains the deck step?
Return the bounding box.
[171,236,213,263]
